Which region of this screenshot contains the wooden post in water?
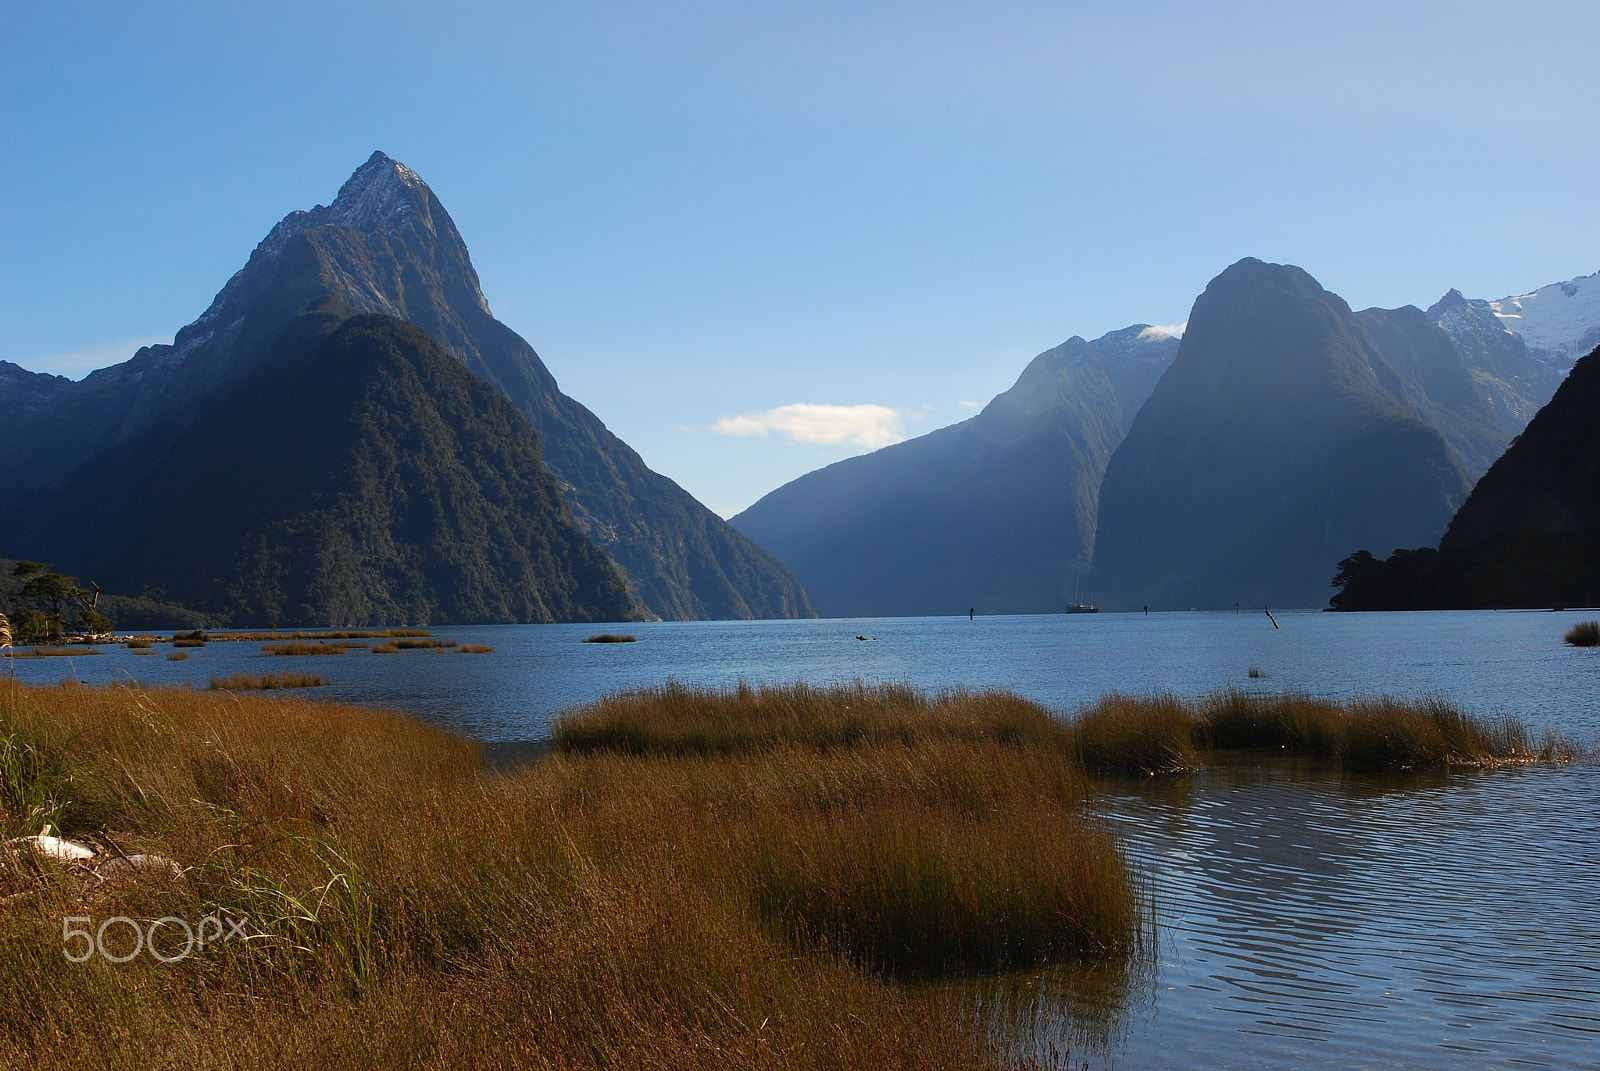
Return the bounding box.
[1264,606,1280,629]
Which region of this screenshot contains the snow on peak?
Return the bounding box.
[1488,270,1600,371]
[327,150,430,231]
[252,151,436,265]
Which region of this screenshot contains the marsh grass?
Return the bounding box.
[1565,620,1600,647]
[370,642,400,654]
[166,651,189,661]
[392,638,455,650]
[263,642,366,656]
[1072,688,1569,775]
[584,633,637,643]
[15,647,102,658]
[0,680,1048,1071]
[458,644,494,654]
[0,679,1563,1070]
[557,681,1070,756]
[125,637,155,649]
[210,672,325,691]
[210,629,431,642]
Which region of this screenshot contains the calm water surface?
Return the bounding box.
[17,609,1600,741]
[12,609,1599,1068]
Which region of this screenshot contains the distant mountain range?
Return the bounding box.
[731,327,1179,616]
[733,260,1600,615]
[6,153,1595,622]
[0,152,812,625]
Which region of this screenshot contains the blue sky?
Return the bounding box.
[6,1,1598,516]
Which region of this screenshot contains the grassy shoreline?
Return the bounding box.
[0,680,1574,1069]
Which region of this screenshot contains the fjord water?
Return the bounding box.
[16,609,1600,1068]
[28,608,1599,741]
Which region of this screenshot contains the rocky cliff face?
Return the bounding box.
[731,327,1177,616]
[0,152,812,621]
[1093,258,1472,610]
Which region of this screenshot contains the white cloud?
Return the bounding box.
[714,403,906,449]
[956,399,984,410]
[1138,322,1187,341]
[10,336,167,380]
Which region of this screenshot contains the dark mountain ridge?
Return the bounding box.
[0,152,811,621]
[1330,343,1600,610]
[87,314,641,625]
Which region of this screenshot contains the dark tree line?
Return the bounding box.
[2,561,108,641]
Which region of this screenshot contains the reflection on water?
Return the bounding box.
[943,952,1157,1064]
[1004,760,1600,1070]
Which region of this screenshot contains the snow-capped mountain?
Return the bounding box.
[1488,270,1600,373]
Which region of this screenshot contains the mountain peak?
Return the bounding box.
[327,150,431,231]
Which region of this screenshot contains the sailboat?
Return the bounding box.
[1064,578,1098,614]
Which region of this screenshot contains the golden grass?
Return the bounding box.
[458,644,494,654]
[1565,620,1600,647]
[166,651,188,662]
[583,633,636,643]
[370,642,400,654]
[392,638,456,650]
[557,681,1069,755]
[0,680,1135,1070]
[1071,688,1572,775]
[209,629,432,643]
[126,637,155,649]
[209,671,325,691]
[262,642,366,656]
[12,647,103,659]
[0,679,1566,1069]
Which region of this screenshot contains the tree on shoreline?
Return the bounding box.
[9,561,108,640]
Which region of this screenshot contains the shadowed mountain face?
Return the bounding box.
[0,152,811,621]
[1353,304,1512,478]
[86,315,641,625]
[1329,344,1600,610]
[1093,258,1473,611]
[730,328,1179,617]
[1443,343,1600,553]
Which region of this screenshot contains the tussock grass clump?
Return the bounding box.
[209,629,431,642]
[583,633,636,643]
[166,651,188,661]
[125,637,154,649]
[171,638,205,648]
[1565,620,1600,647]
[556,680,1072,756]
[262,641,365,656]
[0,679,1094,1070]
[458,644,494,654]
[393,638,456,650]
[370,642,400,654]
[1073,694,1196,776]
[1071,689,1571,774]
[14,647,101,658]
[209,671,324,691]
